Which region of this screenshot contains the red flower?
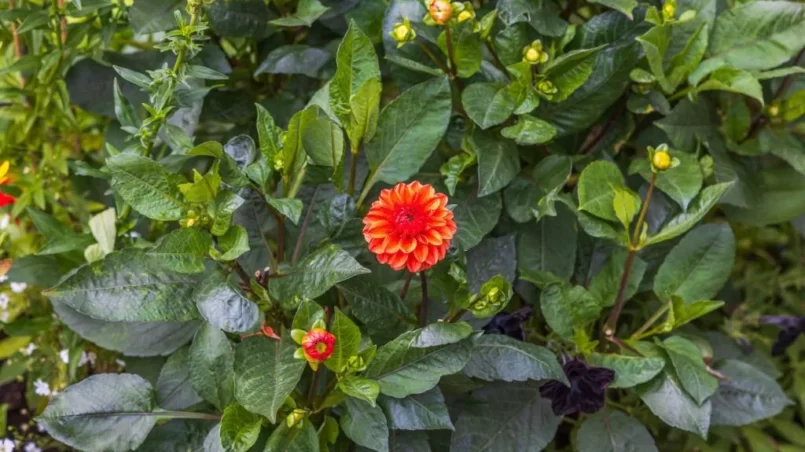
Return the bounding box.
[301,328,336,363]
[363,181,457,273]
[0,161,14,208]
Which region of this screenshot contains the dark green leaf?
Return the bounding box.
[710,360,792,426]
[589,249,647,307]
[501,115,558,145]
[539,283,601,339]
[156,347,203,410]
[234,335,306,423]
[326,309,362,373]
[338,278,416,344]
[577,410,657,452]
[189,323,234,411]
[463,334,565,383]
[379,387,453,431]
[341,398,389,452]
[636,370,710,438]
[148,228,212,274]
[469,129,520,197]
[37,374,157,451]
[220,404,261,452]
[339,376,381,407]
[661,336,718,406]
[588,353,665,388]
[452,185,502,250]
[462,82,519,130]
[577,161,625,222]
[645,182,732,245]
[108,154,188,221]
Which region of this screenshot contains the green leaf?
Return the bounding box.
[113,78,140,130]
[672,298,724,329]
[107,154,188,221]
[577,410,658,452]
[463,334,565,383]
[539,283,601,340]
[233,335,306,423]
[518,204,578,284]
[410,322,473,348]
[292,299,326,331]
[269,244,370,309]
[462,82,519,130]
[220,404,261,452]
[661,336,718,406]
[337,278,416,344]
[255,45,331,79]
[450,382,561,452]
[702,1,805,72]
[577,161,625,222]
[612,188,640,230]
[148,228,212,274]
[469,129,521,197]
[255,104,283,173]
[269,0,329,27]
[27,209,95,255]
[501,115,557,145]
[655,98,717,152]
[497,0,567,37]
[363,331,473,398]
[326,309,362,373]
[340,398,389,452]
[47,251,201,322]
[588,0,638,19]
[210,191,245,236]
[378,387,453,431]
[189,323,234,411]
[17,10,50,33]
[588,249,647,308]
[637,370,711,438]
[330,21,381,134]
[156,347,203,410]
[339,376,381,407]
[723,167,805,226]
[128,0,183,33]
[638,22,708,94]
[542,46,604,102]
[266,196,304,225]
[363,76,452,193]
[630,151,703,210]
[193,271,260,334]
[437,20,482,78]
[645,182,732,245]
[51,301,200,357]
[696,67,763,105]
[710,360,792,426]
[264,421,319,452]
[452,185,502,250]
[588,353,665,388]
[653,223,735,303]
[217,225,250,261]
[37,374,157,451]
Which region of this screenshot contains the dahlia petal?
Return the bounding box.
[377,253,390,264]
[389,252,408,270]
[413,244,429,263]
[399,236,417,253]
[423,229,443,245]
[368,239,385,254]
[406,258,421,273]
[385,237,401,254]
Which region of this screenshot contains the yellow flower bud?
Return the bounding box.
[525,48,541,63]
[286,409,306,428]
[767,104,780,118]
[653,151,672,170]
[662,2,675,20]
[522,40,548,65]
[390,18,417,48]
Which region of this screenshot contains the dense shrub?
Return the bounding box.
[1,0,805,451]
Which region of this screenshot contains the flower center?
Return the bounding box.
[393,206,427,237]
[316,342,327,353]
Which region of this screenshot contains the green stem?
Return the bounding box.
[356,169,375,208]
[419,272,429,327]
[287,162,308,199]
[347,147,359,196]
[307,368,321,408]
[172,9,201,76]
[631,172,657,247]
[415,39,451,77]
[154,411,222,421]
[631,300,672,340]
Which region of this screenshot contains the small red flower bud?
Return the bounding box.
[302,328,336,363]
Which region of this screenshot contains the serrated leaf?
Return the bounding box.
[234,335,305,424]
[107,154,188,221]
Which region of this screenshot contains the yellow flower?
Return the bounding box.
[0,161,10,185]
[652,151,672,170]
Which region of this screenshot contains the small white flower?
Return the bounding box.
[23,443,41,452]
[33,379,50,397]
[0,214,9,230]
[22,343,37,356]
[115,359,126,368]
[129,231,142,239]
[59,349,69,365]
[79,351,96,367]
[0,275,7,283]
[10,282,26,293]
[0,312,8,322]
[0,293,8,309]
[0,438,15,452]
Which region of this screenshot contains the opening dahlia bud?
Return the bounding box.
[454,2,475,22]
[292,326,336,370]
[363,181,457,273]
[522,40,549,65]
[285,409,307,428]
[390,18,417,48]
[428,0,453,25]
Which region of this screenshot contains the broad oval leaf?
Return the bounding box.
[463,334,565,383]
[107,153,188,221]
[577,410,658,452]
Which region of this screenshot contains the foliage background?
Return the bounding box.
[0,0,804,451]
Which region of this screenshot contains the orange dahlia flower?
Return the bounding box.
[363,181,457,273]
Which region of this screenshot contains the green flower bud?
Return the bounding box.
[347,355,366,372]
[662,1,676,21]
[286,409,306,428]
[522,40,549,65]
[390,18,417,48]
[537,80,558,99]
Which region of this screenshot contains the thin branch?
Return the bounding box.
[400,271,413,299]
[631,172,656,246]
[580,96,627,154]
[415,40,451,77]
